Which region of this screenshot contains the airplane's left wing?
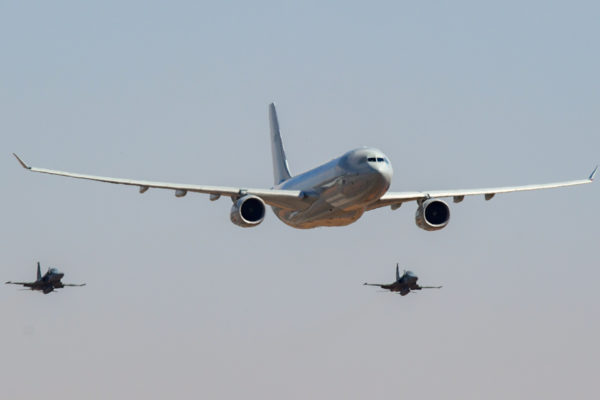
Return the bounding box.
[5,281,32,287]
[368,167,597,210]
[62,283,87,287]
[13,154,310,210]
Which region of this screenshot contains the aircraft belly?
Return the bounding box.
[272,201,364,228]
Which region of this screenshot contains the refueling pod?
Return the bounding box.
[415,199,450,231]
[230,195,266,227]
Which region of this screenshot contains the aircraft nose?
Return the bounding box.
[380,163,393,186]
[371,161,393,189]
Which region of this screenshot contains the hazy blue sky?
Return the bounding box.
[1,1,599,399]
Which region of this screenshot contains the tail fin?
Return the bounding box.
[396,263,400,281]
[37,262,41,281]
[269,103,292,185]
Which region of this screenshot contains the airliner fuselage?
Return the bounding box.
[273,147,392,228]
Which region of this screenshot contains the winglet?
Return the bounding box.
[589,165,598,181]
[13,153,31,170]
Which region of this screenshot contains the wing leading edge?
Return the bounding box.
[13,154,309,210]
[5,281,33,287]
[363,283,392,289]
[368,166,597,211]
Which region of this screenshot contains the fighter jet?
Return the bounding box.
[5,262,86,294]
[364,263,441,296]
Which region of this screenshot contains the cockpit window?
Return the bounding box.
[367,156,390,164]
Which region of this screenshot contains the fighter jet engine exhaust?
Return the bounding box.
[415,199,450,231]
[230,195,266,227]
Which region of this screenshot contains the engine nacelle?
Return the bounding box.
[230,195,266,228]
[415,199,450,231]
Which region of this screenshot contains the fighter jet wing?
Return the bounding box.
[367,167,597,210]
[417,286,442,289]
[5,281,33,287]
[13,154,311,211]
[363,283,393,289]
[62,283,86,287]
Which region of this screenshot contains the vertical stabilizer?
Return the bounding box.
[37,262,41,281]
[396,263,400,281]
[269,103,292,185]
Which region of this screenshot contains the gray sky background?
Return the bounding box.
[1,1,599,399]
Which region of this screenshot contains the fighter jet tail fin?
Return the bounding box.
[36,262,41,281]
[396,263,400,281]
[269,103,293,185]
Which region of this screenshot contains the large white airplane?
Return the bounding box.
[13,103,596,230]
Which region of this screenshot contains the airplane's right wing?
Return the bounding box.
[363,283,391,289]
[62,283,87,287]
[5,281,33,287]
[13,154,311,210]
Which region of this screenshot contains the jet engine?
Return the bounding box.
[230,195,266,227]
[415,199,450,231]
